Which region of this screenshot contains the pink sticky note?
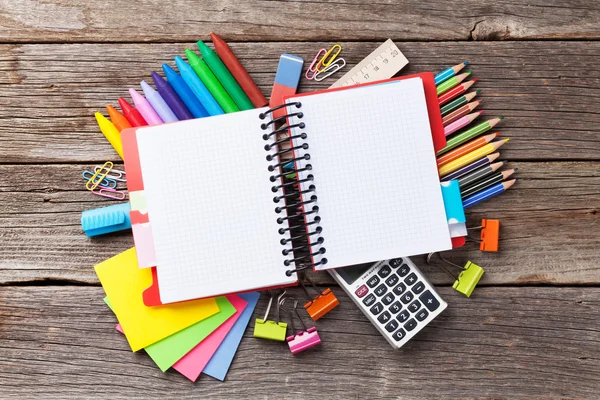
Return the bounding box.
[173,294,247,382]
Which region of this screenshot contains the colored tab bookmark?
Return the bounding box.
[270,54,304,119]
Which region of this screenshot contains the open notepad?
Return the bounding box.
[123,74,452,304]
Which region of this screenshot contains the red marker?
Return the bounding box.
[118,97,148,127]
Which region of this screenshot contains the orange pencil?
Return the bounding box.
[106,105,132,133]
[437,132,499,167]
[442,100,482,126]
[439,139,509,177]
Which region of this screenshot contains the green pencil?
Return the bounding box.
[461,169,517,199]
[197,41,254,111]
[436,71,471,96]
[185,48,240,113]
[441,90,480,115]
[437,116,504,155]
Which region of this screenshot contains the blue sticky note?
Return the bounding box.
[202,292,260,381]
[441,180,466,237]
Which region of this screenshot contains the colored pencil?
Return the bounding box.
[461,169,517,198]
[174,56,224,116]
[434,62,468,85]
[441,153,500,182]
[437,132,499,167]
[442,100,481,126]
[463,179,517,209]
[437,117,504,155]
[436,71,471,96]
[439,139,508,177]
[106,105,132,132]
[162,64,209,119]
[444,110,483,137]
[151,71,195,121]
[438,79,477,105]
[140,80,178,123]
[458,161,505,188]
[441,90,480,115]
[95,112,124,159]
[210,32,268,108]
[129,88,163,125]
[117,97,148,127]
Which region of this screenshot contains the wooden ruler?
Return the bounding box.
[329,39,409,88]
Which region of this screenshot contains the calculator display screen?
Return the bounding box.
[337,262,376,285]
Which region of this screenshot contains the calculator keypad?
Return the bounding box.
[382,293,395,305]
[385,274,400,287]
[374,284,388,297]
[367,275,380,288]
[377,265,392,278]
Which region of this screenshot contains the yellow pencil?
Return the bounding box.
[439,139,508,177]
[95,112,124,159]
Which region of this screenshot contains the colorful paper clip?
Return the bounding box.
[316,44,342,72]
[427,253,485,297]
[85,161,114,191]
[314,58,346,82]
[300,272,339,321]
[253,291,288,341]
[305,48,327,80]
[91,186,127,201]
[280,297,321,354]
[94,165,126,182]
[82,170,117,189]
[467,219,500,252]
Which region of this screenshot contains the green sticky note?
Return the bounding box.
[104,296,235,372]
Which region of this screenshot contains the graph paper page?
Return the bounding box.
[136,109,296,303]
[288,78,452,270]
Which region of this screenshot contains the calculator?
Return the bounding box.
[329,257,447,349]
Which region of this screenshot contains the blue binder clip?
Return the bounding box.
[81,203,132,237]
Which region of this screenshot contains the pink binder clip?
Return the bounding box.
[280,297,322,354]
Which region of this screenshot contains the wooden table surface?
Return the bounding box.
[1,1,600,398]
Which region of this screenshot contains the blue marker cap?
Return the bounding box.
[81,203,132,237]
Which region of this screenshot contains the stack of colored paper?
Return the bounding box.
[94,248,259,382]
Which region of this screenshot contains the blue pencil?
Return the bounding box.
[463,179,517,208]
[162,64,209,118]
[435,62,468,86]
[174,56,224,116]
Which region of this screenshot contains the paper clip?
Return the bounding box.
[305,48,327,80]
[299,272,339,321]
[94,165,126,182]
[467,219,500,252]
[82,170,117,189]
[86,161,113,191]
[253,291,288,341]
[314,58,346,82]
[91,186,127,201]
[316,44,342,72]
[427,253,484,297]
[280,297,321,354]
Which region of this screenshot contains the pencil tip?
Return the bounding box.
[514,168,519,172]
[465,70,472,75]
[476,89,481,94]
[472,78,479,83]
[464,61,469,65]
[499,116,505,120]
[479,110,485,114]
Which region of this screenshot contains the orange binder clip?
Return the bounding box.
[468,219,500,252]
[299,272,339,321]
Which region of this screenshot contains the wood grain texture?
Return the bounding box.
[1,161,598,285]
[1,0,600,42]
[1,41,600,162]
[0,286,598,399]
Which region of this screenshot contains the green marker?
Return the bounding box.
[437,117,504,155]
[185,49,240,113]
[197,41,254,111]
[436,71,472,96]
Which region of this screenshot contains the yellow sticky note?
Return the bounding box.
[94,248,219,351]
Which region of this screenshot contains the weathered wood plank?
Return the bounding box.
[1,41,599,163]
[1,161,598,285]
[0,286,598,399]
[1,0,600,43]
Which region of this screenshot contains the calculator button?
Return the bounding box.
[374,284,388,297]
[355,285,369,298]
[370,302,384,315]
[362,294,376,307]
[392,328,406,341]
[412,281,425,294]
[390,258,403,268]
[377,311,391,324]
[400,292,414,304]
[398,264,411,277]
[404,273,418,286]
[377,265,392,278]
[408,300,421,313]
[404,318,418,332]
[419,290,441,312]
[416,308,429,322]
[389,301,403,314]
[385,274,399,287]
[385,319,399,333]
[367,275,380,288]
[381,292,395,306]
[396,310,410,323]
[393,283,407,296]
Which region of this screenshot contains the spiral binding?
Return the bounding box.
[259,102,327,276]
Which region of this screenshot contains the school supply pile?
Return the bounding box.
[80,36,519,380]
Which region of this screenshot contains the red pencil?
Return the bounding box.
[438,79,477,106]
[442,100,482,126]
[210,32,268,108]
[118,97,148,127]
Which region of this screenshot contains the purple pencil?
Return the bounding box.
[440,153,500,182]
[151,72,194,121]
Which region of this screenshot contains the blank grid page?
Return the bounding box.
[288,78,452,270]
[136,109,295,303]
